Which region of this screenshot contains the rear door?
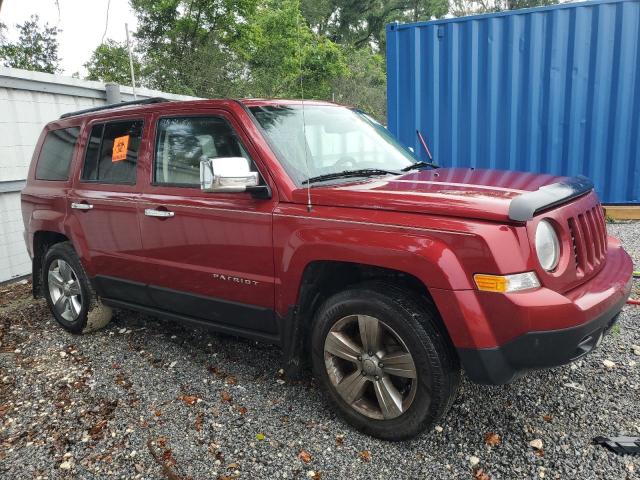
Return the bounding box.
[68,115,149,303]
[136,108,279,339]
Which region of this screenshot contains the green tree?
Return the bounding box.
[451,0,557,16]
[237,0,347,99]
[127,0,347,100]
[0,14,61,73]
[332,47,386,121]
[130,0,260,95]
[301,0,449,50]
[84,40,142,85]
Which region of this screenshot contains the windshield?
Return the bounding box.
[249,105,418,186]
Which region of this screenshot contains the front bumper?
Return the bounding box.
[457,293,627,384]
[432,241,633,385]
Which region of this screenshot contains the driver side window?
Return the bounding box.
[154,116,254,186]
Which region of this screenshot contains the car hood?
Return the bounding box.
[291,168,569,222]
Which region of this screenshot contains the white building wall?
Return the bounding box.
[0,67,197,283]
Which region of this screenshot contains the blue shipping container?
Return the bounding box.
[386,0,640,204]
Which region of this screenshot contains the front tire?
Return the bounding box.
[311,282,460,440]
[42,242,112,334]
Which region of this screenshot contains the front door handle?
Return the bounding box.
[144,208,175,218]
[71,202,93,210]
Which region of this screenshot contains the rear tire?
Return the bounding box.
[311,282,460,440]
[42,242,112,334]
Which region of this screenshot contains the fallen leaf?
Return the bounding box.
[195,413,204,432]
[298,450,313,463]
[89,420,108,440]
[227,462,240,469]
[161,449,177,466]
[157,437,167,448]
[484,432,501,447]
[256,433,265,441]
[115,373,132,389]
[179,395,198,406]
[237,406,248,415]
[358,450,371,462]
[307,471,321,479]
[542,414,553,423]
[225,376,238,385]
[335,434,344,446]
[474,467,491,480]
[208,366,226,378]
[221,391,233,403]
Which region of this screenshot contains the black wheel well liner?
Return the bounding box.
[32,231,70,298]
[281,260,453,377]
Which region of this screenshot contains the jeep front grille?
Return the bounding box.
[567,206,607,277]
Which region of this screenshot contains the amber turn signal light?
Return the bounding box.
[474,272,540,293]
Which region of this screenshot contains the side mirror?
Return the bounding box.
[200,157,259,193]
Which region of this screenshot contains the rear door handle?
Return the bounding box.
[144,208,175,218]
[71,202,93,210]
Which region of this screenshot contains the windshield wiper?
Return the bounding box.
[401,161,439,172]
[302,169,399,185]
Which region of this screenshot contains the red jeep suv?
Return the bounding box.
[21,98,633,440]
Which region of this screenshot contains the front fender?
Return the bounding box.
[273,206,493,315]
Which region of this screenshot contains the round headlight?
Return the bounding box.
[535,220,560,271]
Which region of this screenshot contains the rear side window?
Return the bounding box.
[81,120,143,184]
[35,127,80,181]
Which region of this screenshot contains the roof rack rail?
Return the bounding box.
[60,97,171,119]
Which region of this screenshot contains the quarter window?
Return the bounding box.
[154,117,254,186]
[81,120,143,184]
[35,127,80,181]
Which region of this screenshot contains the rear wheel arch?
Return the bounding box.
[32,231,70,298]
[42,241,112,333]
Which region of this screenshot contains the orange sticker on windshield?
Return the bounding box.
[112,135,129,162]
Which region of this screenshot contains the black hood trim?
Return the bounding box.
[508,175,594,222]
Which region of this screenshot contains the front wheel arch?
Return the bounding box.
[310,281,461,440]
[280,261,457,379]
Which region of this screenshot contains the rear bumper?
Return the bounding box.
[432,241,633,385]
[457,293,627,384]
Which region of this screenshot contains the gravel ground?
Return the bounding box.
[1,222,639,480]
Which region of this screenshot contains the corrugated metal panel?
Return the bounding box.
[386,0,640,204]
[0,192,31,282]
[0,67,199,283]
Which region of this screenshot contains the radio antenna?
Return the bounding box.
[296,10,312,212]
[125,23,137,100]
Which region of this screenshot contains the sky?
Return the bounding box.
[1,0,138,76]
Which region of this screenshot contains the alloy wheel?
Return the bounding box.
[323,314,418,420]
[48,259,83,322]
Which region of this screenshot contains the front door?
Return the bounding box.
[136,110,278,339]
